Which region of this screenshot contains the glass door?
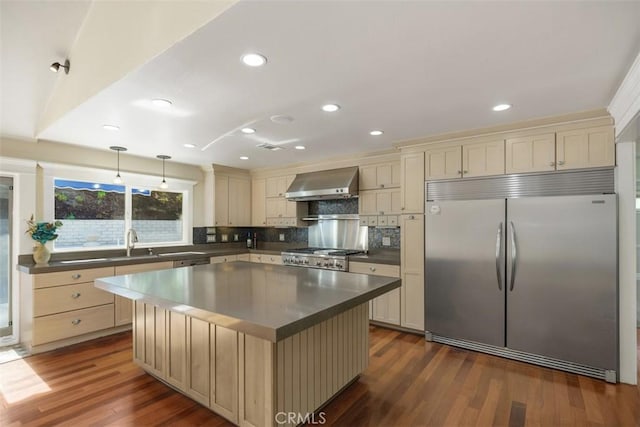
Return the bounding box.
[0,177,12,338]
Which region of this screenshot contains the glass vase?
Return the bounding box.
[33,242,51,265]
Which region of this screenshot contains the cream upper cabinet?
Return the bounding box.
[251,179,266,226]
[359,188,401,215]
[214,170,251,227]
[359,162,400,190]
[400,214,424,331]
[505,133,556,174]
[266,176,290,198]
[425,146,462,180]
[214,175,229,226]
[462,139,505,177]
[556,125,614,170]
[228,177,251,226]
[400,152,424,214]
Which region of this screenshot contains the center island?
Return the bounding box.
[95,261,401,427]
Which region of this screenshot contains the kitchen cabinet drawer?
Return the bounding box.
[33,266,115,289]
[34,282,114,317]
[249,254,264,263]
[33,304,115,345]
[211,255,238,263]
[349,262,400,278]
[236,254,250,262]
[262,255,282,265]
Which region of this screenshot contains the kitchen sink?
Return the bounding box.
[158,251,207,257]
[59,258,108,264]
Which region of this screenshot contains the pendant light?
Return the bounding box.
[157,155,171,189]
[110,146,127,184]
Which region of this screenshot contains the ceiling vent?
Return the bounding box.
[256,143,283,151]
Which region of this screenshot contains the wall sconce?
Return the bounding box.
[157,155,171,189]
[110,146,127,184]
[50,59,70,74]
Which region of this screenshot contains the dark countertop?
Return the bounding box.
[17,244,398,274]
[350,249,400,266]
[95,261,401,342]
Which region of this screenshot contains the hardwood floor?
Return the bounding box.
[1,326,639,426]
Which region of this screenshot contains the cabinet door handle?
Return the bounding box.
[457,170,462,175]
[463,170,468,174]
[369,267,376,272]
[558,160,565,166]
[71,319,81,325]
[71,274,81,280]
[71,292,81,299]
[409,215,415,220]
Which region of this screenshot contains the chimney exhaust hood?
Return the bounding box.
[285,166,359,201]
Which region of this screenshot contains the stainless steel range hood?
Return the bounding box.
[285,166,358,201]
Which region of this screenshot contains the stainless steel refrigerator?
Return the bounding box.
[425,170,618,381]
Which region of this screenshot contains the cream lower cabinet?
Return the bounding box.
[211,255,238,263]
[135,302,239,424]
[25,266,116,347]
[349,262,400,326]
[250,253,283,265]
[400,214,424,331]
[114,261,173,326]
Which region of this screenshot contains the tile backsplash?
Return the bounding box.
[193,226,307,246]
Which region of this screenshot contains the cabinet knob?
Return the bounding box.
[369,267,376,272]
[71,292,81,299]
[71,274,81,280]
[409,215,415,220]
[401,207,405,210]
[457,170,462,175]
[71,319,81,325]
[463,170,468,174]
[549,161,556,166]
[229,222,232,225]
[558,160,565,166]
[380,184,385,188]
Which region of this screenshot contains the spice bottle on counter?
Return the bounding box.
[246,232,252,248]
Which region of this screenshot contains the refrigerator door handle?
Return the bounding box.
[509,221,517,291]
[495,222,502,290]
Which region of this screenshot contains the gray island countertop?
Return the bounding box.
[95,261,400,342]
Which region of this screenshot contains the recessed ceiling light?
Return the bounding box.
[241,53,267,67]
[322,104,340,112]
[103,124,120,131]
[295,145,306,150]
[183,143,196,148]
[492,103,512,112]
[240,156,249,160]
[241,127,256,134]
[369,130,384,136]
[152,98,173,108]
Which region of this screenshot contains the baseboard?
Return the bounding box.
[28,324,132,354]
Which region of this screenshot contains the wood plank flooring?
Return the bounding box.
[1,326,639,426]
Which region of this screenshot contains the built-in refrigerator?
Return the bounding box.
[425,169,618,382]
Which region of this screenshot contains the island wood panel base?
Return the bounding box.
[133,301,369,427]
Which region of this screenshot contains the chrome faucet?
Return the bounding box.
[126,229,138,256]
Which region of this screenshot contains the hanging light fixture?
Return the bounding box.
[157,155,171,189]
[110,146,127,184]
[49,59,70,74]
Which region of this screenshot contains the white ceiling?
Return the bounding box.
[3,1,640,170]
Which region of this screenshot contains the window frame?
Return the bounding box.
[42,163,194,252]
